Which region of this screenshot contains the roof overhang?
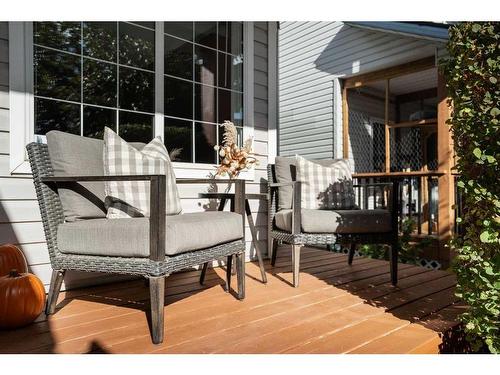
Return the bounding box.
[345,22,450,43]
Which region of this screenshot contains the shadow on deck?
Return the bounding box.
[0,246,466,354]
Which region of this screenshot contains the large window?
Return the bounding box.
[32,21,245,164]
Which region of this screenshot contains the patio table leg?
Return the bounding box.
[199,197,228,285]
[245,200,267,283]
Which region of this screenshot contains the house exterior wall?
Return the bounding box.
[278,21,446,159]
[0,21,276,291]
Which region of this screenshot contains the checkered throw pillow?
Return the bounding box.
[103,127,182,218]
[295,155,356,210]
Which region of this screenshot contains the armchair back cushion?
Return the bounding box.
[46,131,145,221]
[274,156,296,211]
[274,156,356,210]
[103,127,182,218]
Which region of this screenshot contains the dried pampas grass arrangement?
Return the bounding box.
[214,121,258,179]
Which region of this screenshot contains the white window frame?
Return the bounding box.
[9,21,255,180]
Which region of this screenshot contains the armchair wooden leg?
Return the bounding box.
[292,245,301,288]
[149,276,165,345]
[390,241,399,286]
[236,252,245,300]
[199,262,209,285]
[226,255,233,292]
[46,269,65,315]
[270,237,278,266]
[348,243,356,265]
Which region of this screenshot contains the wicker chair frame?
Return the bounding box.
[27,142,246,344]
[267,163,400,288]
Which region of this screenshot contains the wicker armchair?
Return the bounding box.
[27,142,246,345]
[267,160,400,288]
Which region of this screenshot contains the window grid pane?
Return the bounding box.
[33,21,244,163]
[164,21,244,162]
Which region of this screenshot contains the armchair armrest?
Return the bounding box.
[41,174,167,262]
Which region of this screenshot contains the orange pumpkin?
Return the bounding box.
[0,244,28,276]
[0,270,46,329]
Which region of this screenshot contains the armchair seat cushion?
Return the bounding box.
[57,211,243,258]
[274,208,392,234]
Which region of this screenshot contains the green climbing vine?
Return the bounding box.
[442,22,500,353]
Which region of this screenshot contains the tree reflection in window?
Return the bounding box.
[33,21,244,164]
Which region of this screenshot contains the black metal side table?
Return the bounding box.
[198,192,268,284]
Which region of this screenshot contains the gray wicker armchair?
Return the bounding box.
[27,142,246,345]
[267,158,400,288]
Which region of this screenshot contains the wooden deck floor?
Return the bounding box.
[0,247,465,354]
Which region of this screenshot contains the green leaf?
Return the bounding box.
[480,231,491,243]
[489,77,497,84]
[485,155,496,163]
[490,107,500,117]
[472,24,482,32]
[473,148,482,159]
[484,266,494,275]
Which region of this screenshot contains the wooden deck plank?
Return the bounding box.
[0,248,344,347]
[86,264,421,354]
[16,253,361,353]
[0,247,461,354]
[210,269,457,354]
[349,323,440,354]
[282,278,458,353]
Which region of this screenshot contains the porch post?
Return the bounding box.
[342,84,349,159]
[437,72,454,267]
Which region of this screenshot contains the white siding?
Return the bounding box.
[278,21,446,159]
[0,22,274,291]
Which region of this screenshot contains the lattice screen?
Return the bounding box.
[390,127,423,172]
[349,109,431,173]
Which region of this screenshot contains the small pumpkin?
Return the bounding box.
[0,244,28,276]
[0,270,46,329]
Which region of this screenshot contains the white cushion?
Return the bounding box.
[103,127,182,218]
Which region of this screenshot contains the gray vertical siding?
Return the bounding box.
[278,21,445,160]
[0,22,273,291]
